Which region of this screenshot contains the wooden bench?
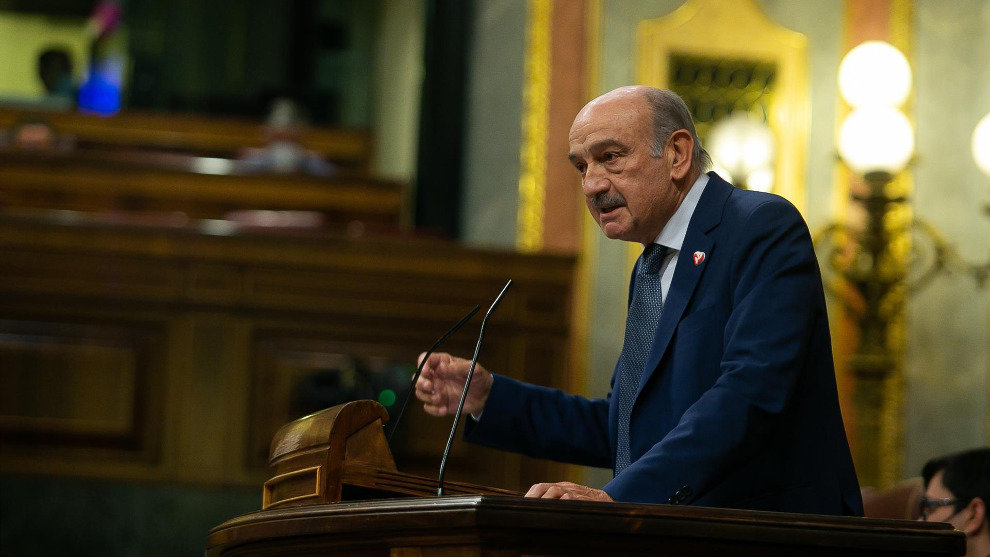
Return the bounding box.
[0,107,371,165]
[0,149,403,227]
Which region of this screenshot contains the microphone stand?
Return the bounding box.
[437,279,512,497]
[386,304,481,444]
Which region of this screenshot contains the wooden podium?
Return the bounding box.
[260,400,517,508]
[208,495,963,556]
[207,402,964,556]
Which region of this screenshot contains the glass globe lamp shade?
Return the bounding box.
[973,113,990,177]
[709,162,733,182]
[745,168,774,193]
[838,41,911,108]
[838,107,914,175]
[708,113,775,184]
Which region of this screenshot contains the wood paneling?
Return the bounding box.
[0,213,576,491]
[0,318,165,461]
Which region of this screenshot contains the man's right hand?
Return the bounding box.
[414,352,493,417]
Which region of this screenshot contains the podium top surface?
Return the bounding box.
[207,495,964,557]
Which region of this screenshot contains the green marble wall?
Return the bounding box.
[460,0,528,248]
[758,0,844,231]
[372,0,425,183]
[904,0,990,476]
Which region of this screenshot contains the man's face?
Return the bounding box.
[922,471,964,527]
[568,93,681,245]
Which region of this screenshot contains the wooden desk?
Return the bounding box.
[206,495,965,556]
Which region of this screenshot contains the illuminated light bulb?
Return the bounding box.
[746,168,774,193]
[708,113,775,187]
[972,113,990,177]
[839,41,912,108]
[838,107,914,175]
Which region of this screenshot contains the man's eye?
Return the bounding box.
[603,152,618,162]
[575,164,586,174]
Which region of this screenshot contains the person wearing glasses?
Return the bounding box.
[920,447,990,557]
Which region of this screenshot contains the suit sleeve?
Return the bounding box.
[604,198,824,503]
[463,373,613,468]
[463,259,644,470]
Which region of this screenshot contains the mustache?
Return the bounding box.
[589,193,627,210]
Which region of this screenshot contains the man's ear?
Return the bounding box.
[666,129,695,182]
[960,497,987,536]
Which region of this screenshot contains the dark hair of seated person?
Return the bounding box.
[922,447,990,523]
[37,48,74,95]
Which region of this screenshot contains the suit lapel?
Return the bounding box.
[635,173,733,398]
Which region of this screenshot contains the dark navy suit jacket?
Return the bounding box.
[465,173,863,515]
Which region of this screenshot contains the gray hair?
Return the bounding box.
[642,88,711,174]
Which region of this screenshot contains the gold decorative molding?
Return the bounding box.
[631,0,809,268]
[583,0,602,103]
[516,0,554,253]
[878,0,914,489]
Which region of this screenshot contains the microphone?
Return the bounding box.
[437,279,512,497]
[386,304,481,444]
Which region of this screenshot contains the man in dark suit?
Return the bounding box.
[415,86,862,515]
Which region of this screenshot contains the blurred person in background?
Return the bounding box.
[1,118,74,152]
[920,447,990,557]
[239,97,337,177]
[37,48,76,109]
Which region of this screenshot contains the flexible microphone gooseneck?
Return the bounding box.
[436,279,512,497]
[386,304,481,444]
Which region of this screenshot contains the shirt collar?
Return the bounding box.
[653,172,709,252]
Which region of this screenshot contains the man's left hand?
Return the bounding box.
[525,482,614,502]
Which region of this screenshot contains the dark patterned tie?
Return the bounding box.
[615,243,667,474]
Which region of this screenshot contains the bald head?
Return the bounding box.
[568,86,708,244]
[575,86,710,176]
[573,86,648,120]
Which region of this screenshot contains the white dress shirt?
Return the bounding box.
[649,172,709,300]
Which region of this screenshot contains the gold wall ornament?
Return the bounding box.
[814,169,911,488]
[516,0,554,253]
[631,0,808,269]
[824,0,915,489]
[635,0,807,204]
[878,0,913,491]
[667,53,778,148]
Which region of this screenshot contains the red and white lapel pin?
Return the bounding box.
[693,251,706,266]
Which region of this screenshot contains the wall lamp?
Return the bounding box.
[815,41,988,486]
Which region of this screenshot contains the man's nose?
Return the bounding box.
[582,165,609,196]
